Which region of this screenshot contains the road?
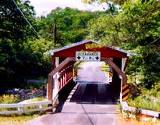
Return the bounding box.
[26,62,120,125]
[76,62,108,83]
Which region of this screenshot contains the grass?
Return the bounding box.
[128,96,160,112]
[118,113,160,125]
[21,97,46,102]
[0,94,20,104]
[0,114,39,125]
[128,84,160,112]
[121,81,160,124]
[100,62,110,72]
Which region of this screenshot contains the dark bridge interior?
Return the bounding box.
[70,83,117,104]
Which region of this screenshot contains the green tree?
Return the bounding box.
[88,0,160,88]
[82,0,127,5]
[0,0,36,40]
[38,8,101,47]
[0,0,46,88]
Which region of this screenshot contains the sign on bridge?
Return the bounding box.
[76,51,101,61]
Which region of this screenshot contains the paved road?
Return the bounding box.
[26,62,120,125]
[27,102,118,125]
[77,62,108,84]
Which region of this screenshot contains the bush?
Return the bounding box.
[128,88,160,112]
[0,94,20,104]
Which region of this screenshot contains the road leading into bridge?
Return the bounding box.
[76,62,109,83]
[26,62,121,125]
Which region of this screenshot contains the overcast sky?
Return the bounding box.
[29,0,108,16]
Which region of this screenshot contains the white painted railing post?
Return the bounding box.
[17,106,24,113]
[52,72,60,103]
[120,58,127,103]
[55,57,59,67]
[39,104,43,109]
[120,77,123,103]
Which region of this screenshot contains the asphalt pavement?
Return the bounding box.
[26,62,120,125]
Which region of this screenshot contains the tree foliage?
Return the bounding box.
[0,0,52,88]
[0,3,103,88]
[0,0,36,40]
[82,0,127,5]
[88,0,160,88]
[38,8,101,47]
[1,0,160,90]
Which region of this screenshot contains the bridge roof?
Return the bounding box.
[50,40,129,58]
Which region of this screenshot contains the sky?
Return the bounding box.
[29,0,108,16]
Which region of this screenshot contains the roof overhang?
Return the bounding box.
[50,40,130,58]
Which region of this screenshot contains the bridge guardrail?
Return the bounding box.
[121,101,160,118]
[0,100,52,115]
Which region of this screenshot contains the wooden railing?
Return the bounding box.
[47,57,75,101]
[58,65,74,90]
[0,100,52,115]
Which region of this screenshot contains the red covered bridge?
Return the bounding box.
[47,40,129,104]
[27,40,131,125]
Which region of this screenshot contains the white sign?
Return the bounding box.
[76,51,101,61]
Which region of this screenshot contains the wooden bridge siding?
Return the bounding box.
[58,65,74,90]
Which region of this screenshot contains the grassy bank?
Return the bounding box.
[0,114,39,125]
[128,84,160,112]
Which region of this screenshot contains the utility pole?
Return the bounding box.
[53,19,57,48]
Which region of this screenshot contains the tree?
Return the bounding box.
[82,0,127,5]
[37,8,101,47]
[0,0,41,88]
[87,0,160,88]
[0,0,36,40]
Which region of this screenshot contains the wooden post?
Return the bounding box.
[105,58,127,103]
[55,57,59,67]
[51,56,55,69]
[120,58,126,102]
[47,74,53,101]
[52,73,59,103]
[121,58,127,71]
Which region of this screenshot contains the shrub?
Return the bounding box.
[0,94,20,104]
[128,93,160,112]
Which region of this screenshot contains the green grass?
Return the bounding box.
[128,85,160,112]
[24,97,46,102]
[128,96,160,112]
[100,62,110,72]
[0,94,20,104]
[0,114,39,125]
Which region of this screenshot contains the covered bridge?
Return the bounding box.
[47,40,129,104]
